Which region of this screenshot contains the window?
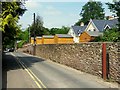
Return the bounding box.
[93,29,96,31]
[88,30,91,31]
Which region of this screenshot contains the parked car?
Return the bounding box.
[8,48,14,52]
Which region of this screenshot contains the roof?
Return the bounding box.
[71,25,87,36]
[92,19,118,32]
[36,36,42,38]
[56,34,73,38]
[42,35,54,38]
[106,19,118,28]
[85,31,102,37]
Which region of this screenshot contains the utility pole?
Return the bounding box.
[28,24,31,43]
[33,13,36,55]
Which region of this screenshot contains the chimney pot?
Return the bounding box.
[80,22,84,26]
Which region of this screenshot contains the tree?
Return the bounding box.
[49,26,69,35]
[93,28,119,42]
[106,1,120,31]
[30,15,44,37]
[75,1,105,25]
[43,27,50,35]
[1,2,26,49]
[74,19,82,26]
[17,29,29,48]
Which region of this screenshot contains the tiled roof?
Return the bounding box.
[106,19,118,28]
[92,19,118,32]
[56,34,73,38]
[85,31,102,37]
[92,20,106,32]
[71,25,87,36]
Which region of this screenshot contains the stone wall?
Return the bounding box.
[23,42,119,83]
[106,43,120,83]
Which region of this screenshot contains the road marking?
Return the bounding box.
[20,60,47,89]
[16,58,43,89]
[11,53,47,89]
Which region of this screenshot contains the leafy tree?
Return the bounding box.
[1,2,26,49]
[43,27,50,35]
[17,40,26,48]
[75,0,105,25]
[106,1,120,31]
[74,19,82,26]
[61,26,70,34]
[93,28,119,42]
[17,29,29,48]
[49,26,69,35]
[30,15,44,37]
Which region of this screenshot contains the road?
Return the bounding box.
[3,52,118,88]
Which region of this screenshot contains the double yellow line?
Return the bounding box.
[11,53,47,90]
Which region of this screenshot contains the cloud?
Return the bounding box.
[25,0,113,2]
[43,6,62,16]
[25,1,42,8]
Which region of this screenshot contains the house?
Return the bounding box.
[69,18,118,42]
[68,23,87,43]
[84,19,118,33]
[42,35,55,44]
[80,19,118,42]
[36,36,42,44]
[54,34,73,44]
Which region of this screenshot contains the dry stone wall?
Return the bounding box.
[23,42,119,83]
[106,43,120,83]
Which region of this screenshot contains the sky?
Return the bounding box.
[18,0,114,30]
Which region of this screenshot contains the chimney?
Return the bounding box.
[108,16,114,20]
[107,15,118,20]
[80,22,84,26]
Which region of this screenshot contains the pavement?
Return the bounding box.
[2,52,119,89]
[2,52,38,88]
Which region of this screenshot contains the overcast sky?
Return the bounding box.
[19,0,114,29]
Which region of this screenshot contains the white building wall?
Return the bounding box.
[85,21,99,32]
[74,36,79,43]
[68,28,79,43]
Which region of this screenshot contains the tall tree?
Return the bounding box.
[75,1,105,25]
[49,26,69,35]
[106,0,120,31]
[30,15,44,37]
[1,2,26,49]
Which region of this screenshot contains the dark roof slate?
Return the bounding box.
[71,25,87,36]
[92,19,118,32]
